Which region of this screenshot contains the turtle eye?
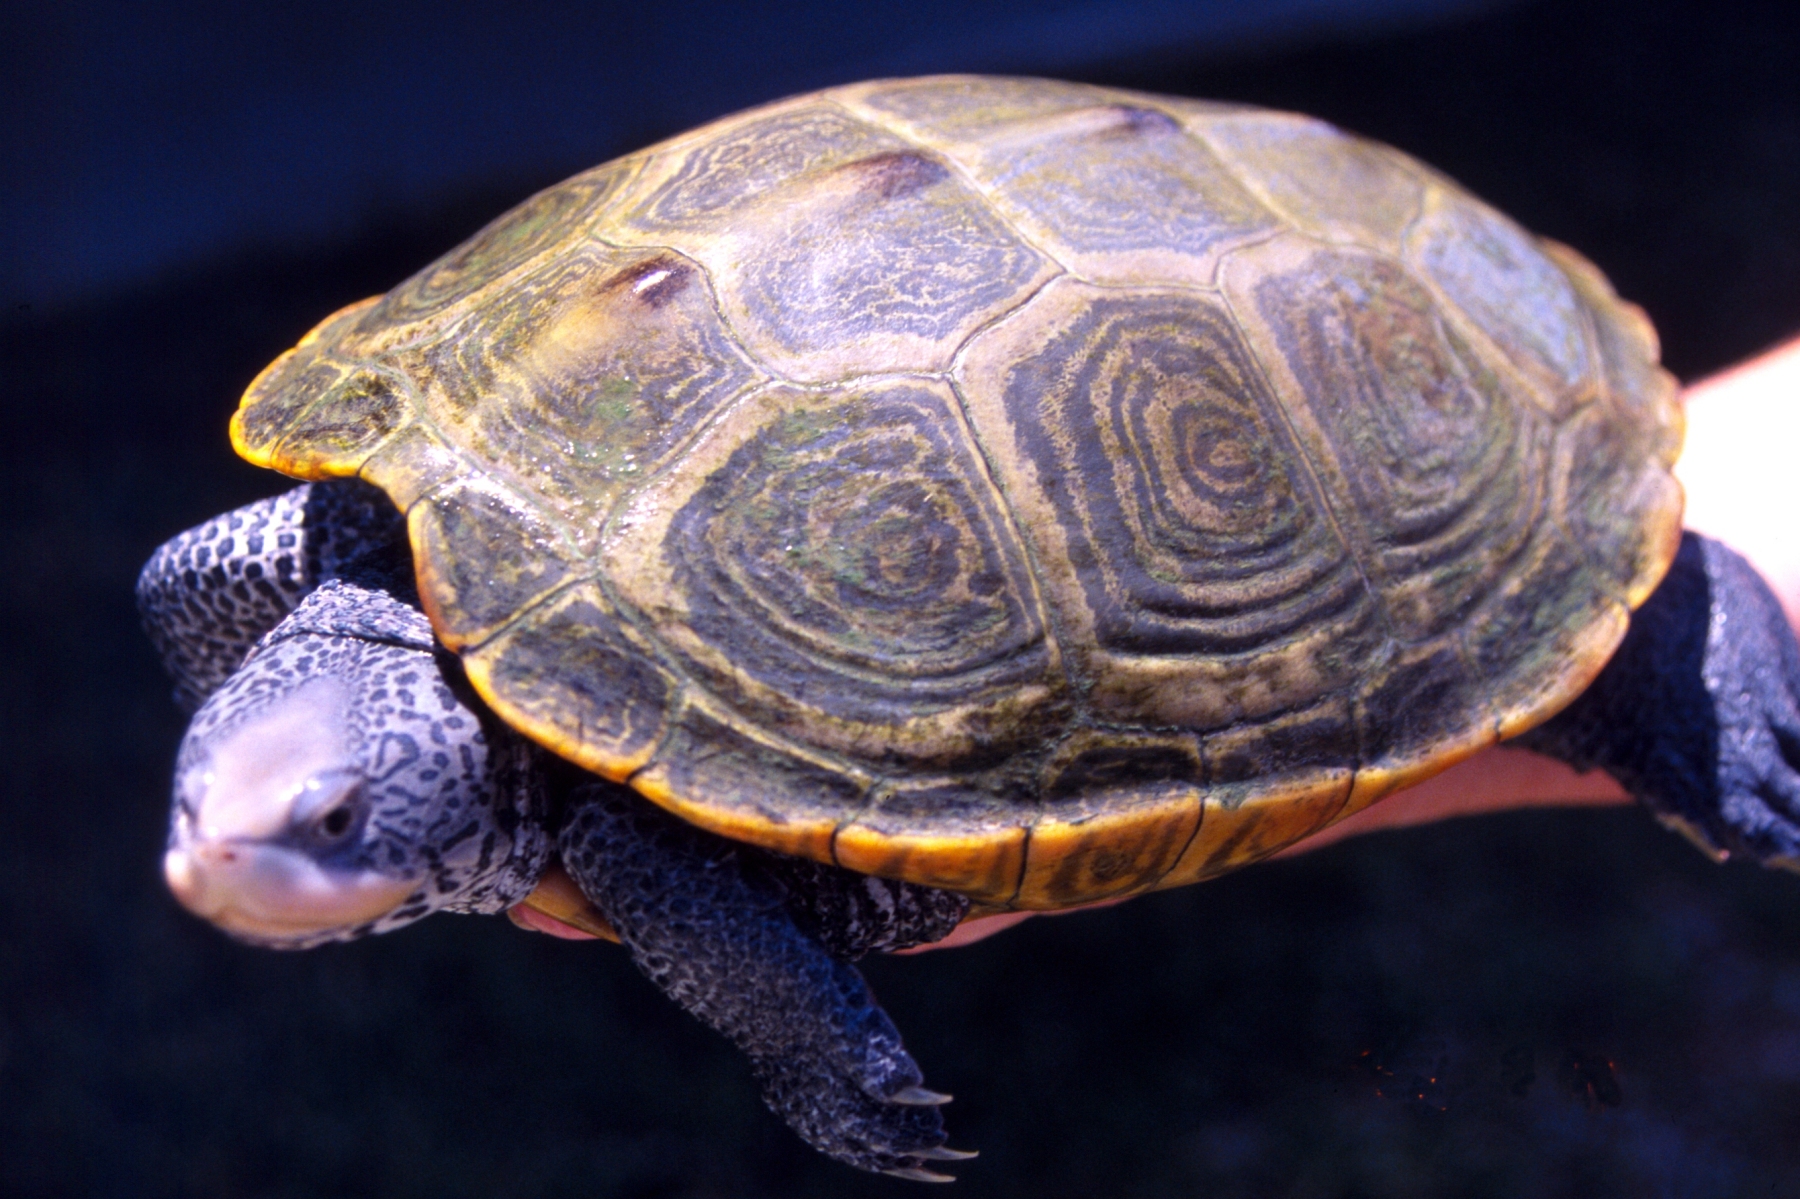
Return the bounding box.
[318,803,355,839]
[292,769,369,847]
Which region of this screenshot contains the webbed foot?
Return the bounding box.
[558,782,967,1177]
[1521,533,1800,867]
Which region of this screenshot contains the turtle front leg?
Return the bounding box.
[137,479,409,709]
[558,781,972,1180]
[1520,532,1800,867]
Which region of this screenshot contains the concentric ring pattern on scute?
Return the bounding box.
[602,379,1065,770]
[229,75,1683,908]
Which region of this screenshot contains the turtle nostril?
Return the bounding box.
[194,842,241,866]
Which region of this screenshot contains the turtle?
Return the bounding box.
[137,75,1800,1179]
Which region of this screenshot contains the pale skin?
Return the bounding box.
[510,335,1800,952]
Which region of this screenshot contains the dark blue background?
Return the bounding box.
[7,0,1506,312]
[5,1,1800,1195]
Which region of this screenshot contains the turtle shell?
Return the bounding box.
[231,76,1683,910]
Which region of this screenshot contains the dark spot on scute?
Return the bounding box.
[609,255,693,310]
[844,150,949,200]
[969,569,1003,597]
[1092,105,1181,140]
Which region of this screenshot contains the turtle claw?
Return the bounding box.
[561,789,963,1176]
[884,1166,957,1183]
[917,1146,979,1160]
[890,1085,953,1106]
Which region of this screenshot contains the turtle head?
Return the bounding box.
[162,581,551,948]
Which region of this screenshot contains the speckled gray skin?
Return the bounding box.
[138,481,411,711]
[561,784,965,1178]
[756,848,970,961]
[140,481,971,1178]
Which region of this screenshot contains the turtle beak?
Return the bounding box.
[163,838,415,944]
[164,679,416,944]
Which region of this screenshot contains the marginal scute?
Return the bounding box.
[1552,405,1686,608]
[604,378,1067,769]
[233,354,348,470]
[1543,238,1684,469]
[833,781,1030,900]
[633,701,866,866]
[463,582,675,779]
[267,366,413,479]
[1193,112,1424,250]
[1126,700,1360,884]
[1158,768,1352,888]
[1013,731,1206,908]
[232,296,384,473]
[1226,239,1551,642]
[1462,528,1631,739]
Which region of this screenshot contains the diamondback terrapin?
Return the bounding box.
[139,76,1800,1180]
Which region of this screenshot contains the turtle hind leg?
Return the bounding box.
[1520,532,1800,868]
[753,853,969,960]
[558,782,968,1179]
